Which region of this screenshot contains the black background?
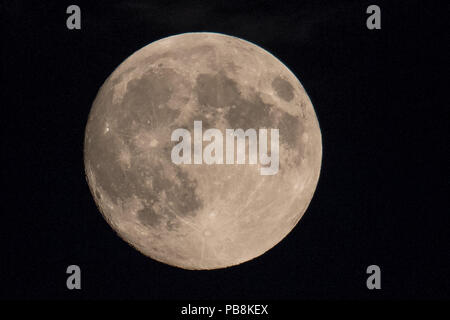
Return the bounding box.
[1,0,448,300]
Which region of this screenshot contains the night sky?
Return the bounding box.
[1,0,448,300]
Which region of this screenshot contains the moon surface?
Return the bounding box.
[84,32,322,270]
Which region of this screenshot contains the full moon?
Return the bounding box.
[84,33,322,270]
